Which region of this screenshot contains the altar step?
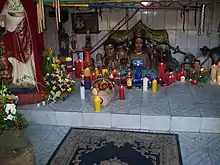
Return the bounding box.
[19,108,220,133]
[18,83,220,133]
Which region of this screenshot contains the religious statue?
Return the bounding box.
[129,32,152,69]
[191,59,201,81]
[58,27,69,57]
[95,53,102,70]
[197,46,212,72]
[181,56,192,80]
[118,45,129,70]
[0,0,44,91]
[102,39,119,70]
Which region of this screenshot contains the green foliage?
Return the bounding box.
[42,48,75,102]
[42,48,55,74]
[0,85,27,134]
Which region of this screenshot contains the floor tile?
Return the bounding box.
[23,124,220,165]
[197,103,220,118]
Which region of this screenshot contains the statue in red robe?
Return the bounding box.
[0,0,44,91]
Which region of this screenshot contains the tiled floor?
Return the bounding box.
[24,123,220,165]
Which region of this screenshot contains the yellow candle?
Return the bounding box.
[84,67,91,77]
[94,96,101,112]
[95,68,99,76]
[102,69,108,76]
[152,79,157,93]
[42,101,46,106]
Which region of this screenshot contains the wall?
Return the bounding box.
[43,4,220,63]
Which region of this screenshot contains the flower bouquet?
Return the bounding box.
[43,48,75,102]
[0,85,27,134]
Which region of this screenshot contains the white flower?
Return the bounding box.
[4,114,15,121]
[5,104,16,115]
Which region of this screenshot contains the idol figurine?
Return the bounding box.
[181,56,192,80]
[58,27,69,57]
[129,31,152,69]
[118,45,129,70]
[197,46,212,72]
[102,39,119,70]
[191,60,201,81]
[95,53,103,70]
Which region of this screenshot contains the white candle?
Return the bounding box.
[180,76,185,83]
[217,67,220,85]
[143,77,148,92]
[210,64,217,84]
[80,86,85,99]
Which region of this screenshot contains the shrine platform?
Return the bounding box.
[18,82,220,133]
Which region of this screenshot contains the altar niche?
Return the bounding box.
[108,20,175,71]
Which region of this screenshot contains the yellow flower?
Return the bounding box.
[57,91,61,95]
[67,88,72,92]
[51,64,57,69]
[58,76,62,80]
[52,86,56,90]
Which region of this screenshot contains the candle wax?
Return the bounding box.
[80,86,85,99]
[119,86,125,100]
[143,77,148,92]
[94,96,101,112]
[152,79,157,93]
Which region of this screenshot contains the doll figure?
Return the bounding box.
[181,56,192,80]
[216,61,220,85]
[118,45,129,69]
[103,39,119,70]
[197,46,212,72]
[95,53,103,70]
[191,60,201,81]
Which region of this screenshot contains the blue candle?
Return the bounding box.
[135,64,143,79]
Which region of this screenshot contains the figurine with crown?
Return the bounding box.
[129,29,152,69]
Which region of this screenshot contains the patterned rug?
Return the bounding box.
[47,128,182,165]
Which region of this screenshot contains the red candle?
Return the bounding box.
[91,73,96,81]
[74,59,83,78]
[191,80,198,85]
[113,70,118,77]
[171,75,175,83]
[176,72,181,81]
[158,63,166,81]
[119,86,125,100]
[168,75,172,84]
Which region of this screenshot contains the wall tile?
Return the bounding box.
[43,7,220,58]
[187,30,199,49]
[83,113,111,128]
[176,30,188,48]
[111,114,140,129]
[170,117,201,132]
[200,117,220,133]
[198,33,211,48]
[167,30,176,46]
[165,10,177,30]
[141,115,170,131]
[141,10,154,29]
[99,11,108,31]
[129,9,142,29]
[153,10,165,29]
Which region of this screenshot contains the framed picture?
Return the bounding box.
[71,12,99,34]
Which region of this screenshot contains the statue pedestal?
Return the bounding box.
[8,88,44,105]
[16,93,43,105]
